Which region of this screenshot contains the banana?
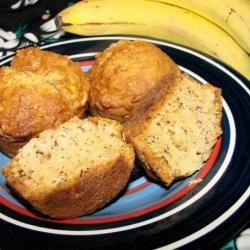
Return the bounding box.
[57,0,250,79]
[156,0,250,54]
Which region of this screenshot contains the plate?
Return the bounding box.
[0,36,249,250]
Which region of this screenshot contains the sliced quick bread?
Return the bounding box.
[123,73,222,186]
[2,117,135,219]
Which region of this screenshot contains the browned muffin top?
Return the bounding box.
[88,40,180,121]
[0,47,89,138]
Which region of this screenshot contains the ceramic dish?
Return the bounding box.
[0,36,249,250]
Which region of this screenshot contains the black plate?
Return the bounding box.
[0,36,249,250]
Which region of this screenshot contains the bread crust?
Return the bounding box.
[4,155,133,219]
[0,134,27,159]
[88,40,180,122]
[0,47,89,157]
[123,74,177,137]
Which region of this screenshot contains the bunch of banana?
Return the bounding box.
[156,0,250,54]
[57,0,250,79]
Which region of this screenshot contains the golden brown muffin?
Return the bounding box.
[88,40,180,122]
[0,47,89,157]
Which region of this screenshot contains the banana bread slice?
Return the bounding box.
[123,73,222,186]
[2,117,135,219]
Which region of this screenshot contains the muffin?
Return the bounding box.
[123,73,222,186]
[2,116,135,219]
[0,47,89,157]
[88,40,180,122]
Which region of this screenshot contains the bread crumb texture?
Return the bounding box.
[125,73,222,186]
[2,117,135,218]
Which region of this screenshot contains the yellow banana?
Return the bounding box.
[157,0,250,54]
[58,0,250,79]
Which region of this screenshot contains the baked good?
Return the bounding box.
[2,117,135,219]
[123,73,222,186]
[88,40,180,122]
[12,47,84,74]
[0,47,89,157]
